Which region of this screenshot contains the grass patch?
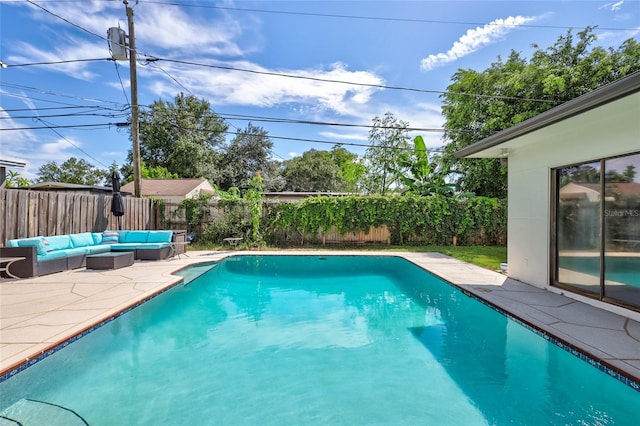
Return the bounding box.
[190,242,507,271]
[338,244,506,270]
[415,245,506,270]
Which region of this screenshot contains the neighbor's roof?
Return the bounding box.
[455,71,640,159]
[0,159,26,169]
[120,178,215,197]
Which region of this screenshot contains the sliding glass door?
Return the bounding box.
[556,161,602,296]
[554,152,640,310]
[603,154,640,306]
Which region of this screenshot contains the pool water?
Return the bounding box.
[1,255,638,425]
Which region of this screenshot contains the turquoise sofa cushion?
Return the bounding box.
[7,240,19,248]
[87,245,110,254]
[37,250,68,261]
[17,237,47,255]
[111,242,170,251]
[64,247,90,257]
[92,232,103,245]
[119,230,149,243]
[147,230,173,243]
[70,232,95,248]
[110,243,142,251]
[46,235,73,251]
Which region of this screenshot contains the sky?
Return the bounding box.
[1,0,639,182]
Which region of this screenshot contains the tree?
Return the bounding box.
[440,28,640,198]
[389,136,454,196]
[244,173,265,244]
[4,170,30,188]
[362,112,411,195]
[330,145,366,193]
[281,149,342,192]
[135,93,228,181]
[36,157,109,185]
[217,123,283,191]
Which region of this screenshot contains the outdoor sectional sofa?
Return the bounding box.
[0,230,175,278]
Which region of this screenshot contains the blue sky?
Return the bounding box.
[1,0,639,181]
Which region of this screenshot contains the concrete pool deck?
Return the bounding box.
[1,250,639,385]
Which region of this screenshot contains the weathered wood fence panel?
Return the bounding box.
[0,189,159,244]
[321,225,391,244]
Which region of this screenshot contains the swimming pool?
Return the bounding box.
[0,255,638,425]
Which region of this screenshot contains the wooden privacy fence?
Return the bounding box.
[0,189,160,244]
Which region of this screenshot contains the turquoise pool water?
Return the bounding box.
[1,255,638,425]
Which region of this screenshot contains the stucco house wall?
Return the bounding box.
[506,91,639,289]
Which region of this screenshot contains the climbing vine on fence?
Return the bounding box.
[264,195,506,246]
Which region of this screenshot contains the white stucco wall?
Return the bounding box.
[507,92,640,289]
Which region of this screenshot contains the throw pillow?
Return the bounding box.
[102,230,120,244]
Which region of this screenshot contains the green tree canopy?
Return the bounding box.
[36,157,109,185]
[135,93,228,181]
[217,123,284,191]
[4,170,30,188]
[330,145,366,193]
[281,149,342,192]
[362,112,411,195]
[440,27,640,198]
[389,136,454,196]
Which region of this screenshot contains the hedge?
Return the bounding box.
[263,195,506,246]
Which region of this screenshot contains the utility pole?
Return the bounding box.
[125,0,142,198]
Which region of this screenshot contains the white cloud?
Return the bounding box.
[145,61,385,116]
[600,1,625,11]
[420,15,538,71]
[8,38,106,80]
[135,3,249,57]
[611,1,625,11]
[319,131,368,141]
[41,138,79,156]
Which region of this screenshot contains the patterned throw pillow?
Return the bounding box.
[101,230,120,244]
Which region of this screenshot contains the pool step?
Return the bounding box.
[0,399,88,426]
[182,262,218,286]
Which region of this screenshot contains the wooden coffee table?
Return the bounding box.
[86,252,134,270]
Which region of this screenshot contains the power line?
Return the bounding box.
[33,118,112,168]
[0,122,128,131]
[25,0,110,42]
[139,1,636,32]
[4,56,561,104]
[3,58,113,68]
[2,91,128,110]
[152,57,561,104]
[1,105,127,112]
[112,61,130,105]
[1,81,124,105]
[0,112,130,119]
[217,113,449,133]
